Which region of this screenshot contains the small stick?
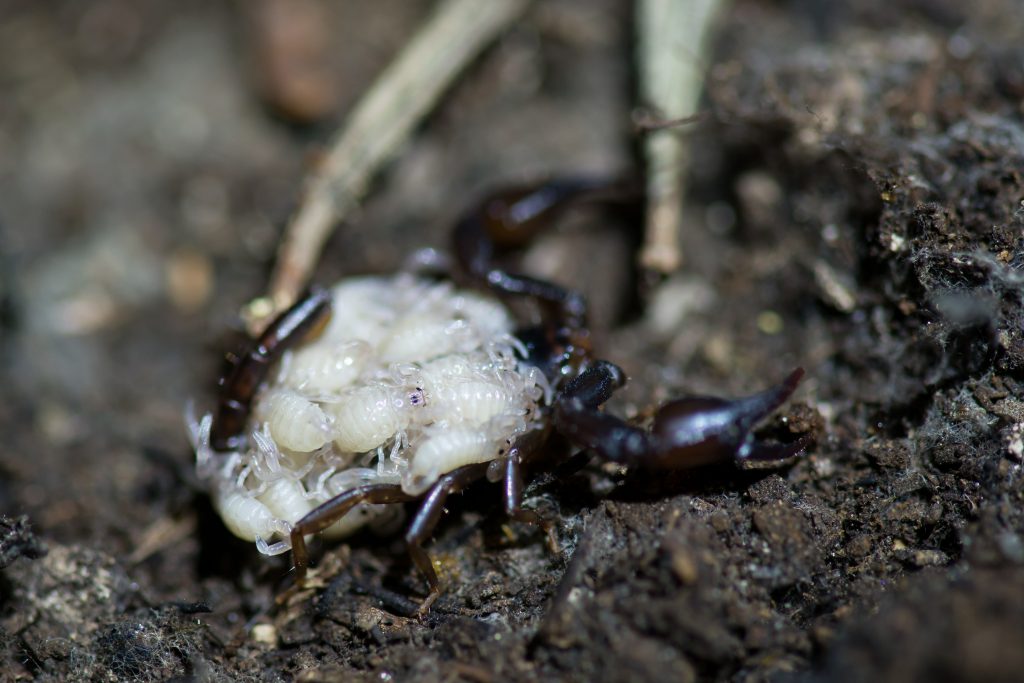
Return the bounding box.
[252,0,531,330]
[633,110,707,133]
[636,0,728,273]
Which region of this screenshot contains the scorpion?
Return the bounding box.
[192,177,808,614]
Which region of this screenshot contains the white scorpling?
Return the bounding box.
[189,274,548,555]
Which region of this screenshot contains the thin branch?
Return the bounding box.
[251,0,531,330]
[633,109,708,133]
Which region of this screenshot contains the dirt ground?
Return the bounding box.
[3,0,1024,681]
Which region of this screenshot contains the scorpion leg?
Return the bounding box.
[454,177,612,315]
[503,445,559,553]
[211,287,333,451]
[288,483,416,587]
[555,362,808,470]
[404,462,491,615]
[454,177,618,371]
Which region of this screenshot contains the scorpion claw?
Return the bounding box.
[738,435,812,467]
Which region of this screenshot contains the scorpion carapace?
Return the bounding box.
[199,177,809,614]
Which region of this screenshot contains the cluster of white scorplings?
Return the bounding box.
[189,274,551,556]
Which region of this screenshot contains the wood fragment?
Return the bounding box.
[254,0,530,331]
[636,0,728,273]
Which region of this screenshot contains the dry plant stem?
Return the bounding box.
[637,0,728,273]
[256,0,531,330]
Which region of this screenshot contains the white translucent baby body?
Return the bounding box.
[192,275,548,554]
[189,409,398,555]
[256,389,333,452]
[325,384,414,452]
[278,339,370,394]
[403,422,515,495]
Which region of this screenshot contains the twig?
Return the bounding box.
[636,0,728,273]
[632,110,708,133]
[251,0,531,330]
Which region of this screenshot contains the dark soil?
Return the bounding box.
[3,1,1024,681]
